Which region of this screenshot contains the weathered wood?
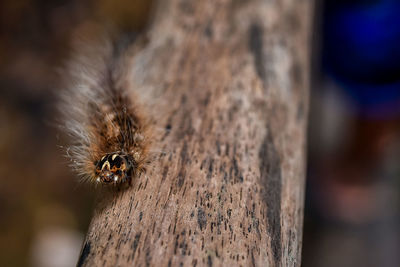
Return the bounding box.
[78,0,313,266]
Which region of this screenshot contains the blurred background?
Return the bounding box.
[303,0,400,267]
[0,0,399,266]
[0,1,152,266]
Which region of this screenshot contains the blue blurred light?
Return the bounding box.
[323,0,400,116]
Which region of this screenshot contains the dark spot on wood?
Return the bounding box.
[77,241,91,267]
[132,232,142,258]
[227,209,232,219]
[202,92,211,107]
[251,247,256,267]
[180,239,188,255]
[145,247,151,266]
[162,166,169,182]
[174,235,179,254]
[181,94,187,104]
[216,140,221,155]
[204,21,213,38]
[230,157,243,183]
[248,23,266,84]
[197,208,207,231]
[258,127,282,264]
[207,255,213,267]
[177,141,188,187]
[207,158,214,179]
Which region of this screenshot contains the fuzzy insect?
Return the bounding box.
[60,34,150,185]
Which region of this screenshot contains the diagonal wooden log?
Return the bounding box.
[78,0,313,266]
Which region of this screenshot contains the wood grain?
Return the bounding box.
[78,0,313,266]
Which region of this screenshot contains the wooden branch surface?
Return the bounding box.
[78,0,313,266]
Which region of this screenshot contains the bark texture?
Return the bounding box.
[78,0,313,266]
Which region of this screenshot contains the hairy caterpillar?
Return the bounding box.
[59,32,151,185]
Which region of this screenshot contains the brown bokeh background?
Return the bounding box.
[0,1,152,266]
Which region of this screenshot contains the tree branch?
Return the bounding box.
[78,0,313,266]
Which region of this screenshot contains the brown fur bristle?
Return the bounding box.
[59,32,150,185]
